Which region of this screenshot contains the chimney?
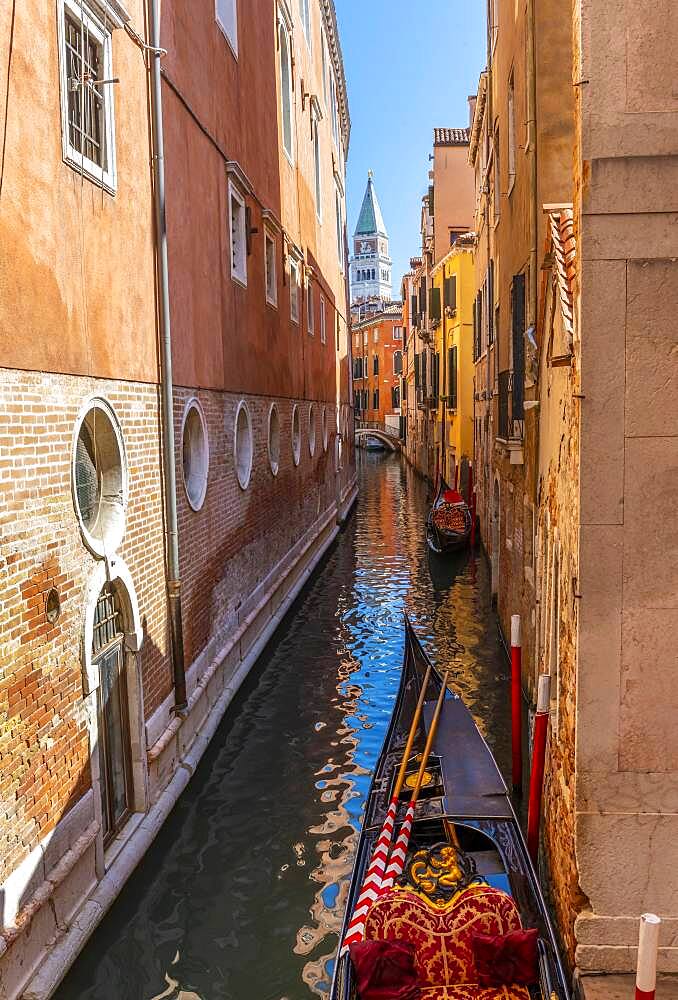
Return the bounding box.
[468,94,477,129]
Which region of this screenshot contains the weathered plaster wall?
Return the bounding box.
[0,0,157,381]
[432,145,475,264]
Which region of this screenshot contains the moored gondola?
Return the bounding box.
[426,478,472,554]
[331,617,570,1000]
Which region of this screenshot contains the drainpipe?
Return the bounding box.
[149,0,187,711]
[526,0,538,331]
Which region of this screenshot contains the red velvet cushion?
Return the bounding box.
[471,928,539,987]
[443,489,463,503]
[349,939,421,1000]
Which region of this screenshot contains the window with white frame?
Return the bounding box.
[335,182,344,270]
[307,278,314,335]
[215,0,238,55]
[299,0,311,48]
[278,15,294,162]
[229,181,247,285]
[265,229,277,306]
[320,296,326,344]
[312,109,322,220]
[57,0,117,192]
[329,71,339,148]
[493,128,501,221]
[508,71,516,191]
[290,257,300,324]
[321,29,328,106]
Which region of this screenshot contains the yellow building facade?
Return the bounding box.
[430,240,476,487]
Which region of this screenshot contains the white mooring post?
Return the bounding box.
[636,913,661,999]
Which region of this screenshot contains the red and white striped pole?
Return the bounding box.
[527,673,550,863]
[510,615,523,794]
[636,913,661,1000]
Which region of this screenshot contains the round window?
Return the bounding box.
[308,404,316,457]
[268,404,281,476]
[72,398,127,558]
[182,398,209,511]
[322,406,328,452]
[234,401,253,490]
[292,405,301,467]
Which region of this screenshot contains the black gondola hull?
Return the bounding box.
[330,618,570,1000]
[426,477,472,554]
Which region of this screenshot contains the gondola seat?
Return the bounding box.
[363,884,531,999]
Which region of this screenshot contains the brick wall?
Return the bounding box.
[0,368,352,892]
[0,369,167,886]
[173,387,345,673]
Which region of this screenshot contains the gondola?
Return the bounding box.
[331,617,570,1000]
[426,478,472,554]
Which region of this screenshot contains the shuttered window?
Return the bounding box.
[418,277,427,318]
[411,295,418,327]
[448,345,458,409]
[511,273,526,420]
[444,274,457,311]
[430,286,441,321]
[414,353,420,389]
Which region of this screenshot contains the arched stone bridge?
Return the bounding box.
[354,425,400,452]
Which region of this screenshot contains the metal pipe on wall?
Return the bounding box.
[148,0,187,710]
[526,0,538,330]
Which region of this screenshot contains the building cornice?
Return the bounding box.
[468,72,487,166]
[320,0,351,154]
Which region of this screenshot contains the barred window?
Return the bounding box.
[58,0,116,192]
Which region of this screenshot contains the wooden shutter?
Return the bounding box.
[488,261,494,344]
[411,295,418,325]
[512,273,526,419]
[419,277,427,317]
[448,345,458,409]
[414,352,420,388]
[430,286,441,321]
[444,275,457,310]
[428,184,435,216]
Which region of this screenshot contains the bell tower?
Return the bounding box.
[350,171,392,304]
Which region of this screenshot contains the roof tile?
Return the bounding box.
[433,127,470,146]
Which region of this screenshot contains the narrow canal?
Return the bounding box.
[57,454,511,1000]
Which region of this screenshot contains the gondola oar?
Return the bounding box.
[340,664,432,954]
[380,672,449,892]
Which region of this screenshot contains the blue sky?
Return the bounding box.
[334,0,487,298]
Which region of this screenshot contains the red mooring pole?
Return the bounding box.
[454,462,459,490]
[510,615,523,794]
[527,673,550,862]
[636,913,661,1000]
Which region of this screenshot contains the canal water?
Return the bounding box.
[57,454,511,1000]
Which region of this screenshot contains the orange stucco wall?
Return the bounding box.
[0,0,157,383]
[160,0,348,407]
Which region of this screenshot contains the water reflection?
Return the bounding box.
[57,454,510,1000]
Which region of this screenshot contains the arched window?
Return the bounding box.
[279,18,293,160]
[93,582,133,845]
